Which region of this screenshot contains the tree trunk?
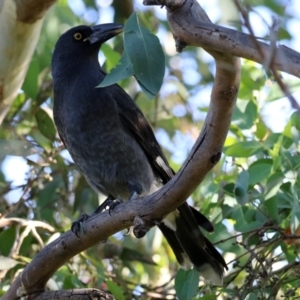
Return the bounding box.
[0,0,56,124]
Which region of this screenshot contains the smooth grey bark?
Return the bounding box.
[0,0,56,124]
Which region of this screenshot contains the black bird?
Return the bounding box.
[52,23,227,285]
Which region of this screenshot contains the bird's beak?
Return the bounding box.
[86,23,123,44]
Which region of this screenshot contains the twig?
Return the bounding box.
[234,0,300,113]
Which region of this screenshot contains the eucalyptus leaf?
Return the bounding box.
[245,293,258,300]
[35,108,56,142]
[248,159,273,185]
[224,141,262,157]
[124,12,165,99]
[106,280,125,300]
[98,51,134,88]
[234,170,249,205]
[175,269,200,300]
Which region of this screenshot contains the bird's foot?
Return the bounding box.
[108,196,124,215]
[93,196,124,215]
[94,196,115,214]
[71,195,117,237]
[71,212,90,237]
[129,191,138,200]
[133,216,161,238]
[122,228,131,236]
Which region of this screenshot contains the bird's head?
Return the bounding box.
[54,23,123,52]
[52,23,123,77]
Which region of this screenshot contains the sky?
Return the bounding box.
[2,0,300,204]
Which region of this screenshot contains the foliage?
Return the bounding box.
[1,0,300,299]
[99,12,165,99]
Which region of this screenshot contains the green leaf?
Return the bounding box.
[0,139,36,158]
[37,178,63,222]
[245,293,258,300]
[35,108,56,142]
[224,141,262,157]
[264,196,279,222]
[175,268,199,300]
[7,93,27,120]
[124,12,165,99]
[233,100,258,130]
[244,100,258,128]
[62,275,77,289]
[98,51,134,88]
[22,59,39,99]
[238,63,265,99]
[234,170,249,205]
[248,159,273,185]
[267,79,300,102]
[31,131,52,152]
[255,119,268,140]
[0,227,16,256]
[101,43,122,72]
[278,27,292,40]
[73,175,98,213]
[265,172,284,198]
[195,296,217,300]
[223,183,235,197]
[291,188,300,233]
[291,111,300,131]
[106,280,125,300]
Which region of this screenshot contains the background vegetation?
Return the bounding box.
[1,0,300,299]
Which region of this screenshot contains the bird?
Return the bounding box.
[51,23,227,285]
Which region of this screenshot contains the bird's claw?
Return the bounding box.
[133,215,158,238]
[94,196,124,216]
[123,228,130,236]
[108,196,124,215]
[71,194,138,237]
[129,191,138,200]
[71,212,90,237]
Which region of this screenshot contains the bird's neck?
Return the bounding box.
[54,56,103,84]
[53,57,107,119]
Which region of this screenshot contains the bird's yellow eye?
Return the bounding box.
[73,32,83,41]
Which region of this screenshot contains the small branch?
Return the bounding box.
[270,261,300,276]
[30,288,113,300]
[0,218,55,232]
[234,0,300,113]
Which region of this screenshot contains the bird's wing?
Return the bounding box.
[110,84,227,284]
[111,85,213,224]
[111,86,173,182]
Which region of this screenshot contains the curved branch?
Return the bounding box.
[34,288,113,300]
[144,0,300,78]
[2,1,241,299]
[0,218,55,232]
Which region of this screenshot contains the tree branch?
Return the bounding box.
[22,288,113,300]
[232,0,300,112]
[144,0,300,78]
[2,1,241,299]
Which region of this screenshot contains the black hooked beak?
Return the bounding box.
[86,23,123,44]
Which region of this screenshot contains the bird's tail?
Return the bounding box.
[159,203,227,286]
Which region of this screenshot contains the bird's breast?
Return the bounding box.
[55,94,155,199]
